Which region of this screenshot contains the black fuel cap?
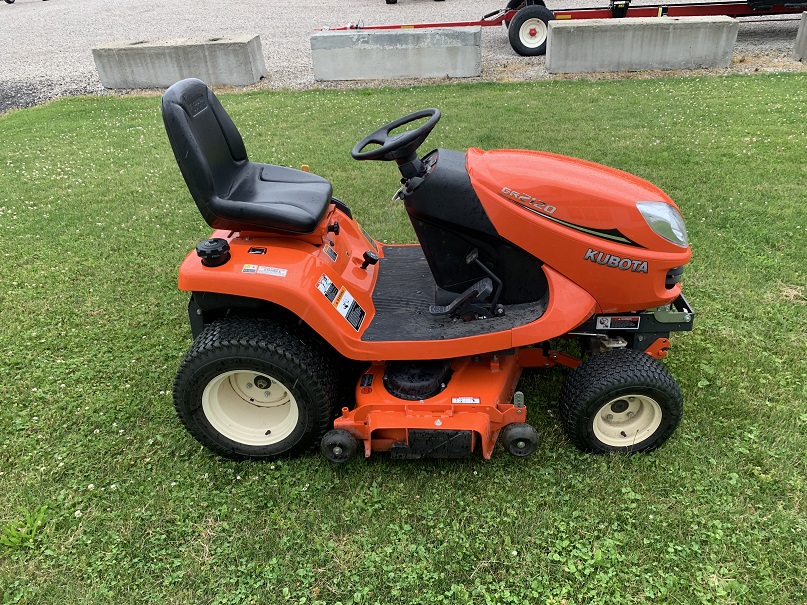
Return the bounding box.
[196,238,231,267]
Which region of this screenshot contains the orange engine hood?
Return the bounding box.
[466,148,692,313]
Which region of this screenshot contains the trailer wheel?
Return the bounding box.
[558,348,683,454]
[508,5,555,56]
[173,317,339,461]
[503,0,546,27]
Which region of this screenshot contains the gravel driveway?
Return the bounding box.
[0,0,804,113]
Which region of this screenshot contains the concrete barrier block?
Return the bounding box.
[92,34,266,88]
[547,17,739,74]
[793,13,807,61]
[311,27,481,81]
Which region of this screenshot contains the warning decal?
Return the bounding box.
[333,287,366,331]
[596,316,641,330]
[257,266,287,277]
[243,264,287,277]
[452,397,480,404]
[316,274,339,303]
[317,275,366,331]
[323,244,338,262]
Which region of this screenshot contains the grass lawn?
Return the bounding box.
[0,74,805,604]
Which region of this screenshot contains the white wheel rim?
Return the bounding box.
[202,370,299,446]
[592,394,662,448]
[519,18,548,49]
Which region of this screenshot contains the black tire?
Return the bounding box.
[500,423,540,457]
[385,0,397,4]
[558,348,683,454]
[4,1,16,4]
[503,0,545,27]
[321,429,357,463]
[508,5,555,56]
[173,317,339,461]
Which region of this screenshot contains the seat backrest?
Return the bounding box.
[161,78,249,227]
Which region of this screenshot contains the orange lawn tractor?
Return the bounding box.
[161,78,694,463]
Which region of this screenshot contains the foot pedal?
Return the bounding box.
[429,278,493,317]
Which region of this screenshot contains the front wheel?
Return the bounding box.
[173,317,339,461]
[508,5,555,56]
[558,348,683,454]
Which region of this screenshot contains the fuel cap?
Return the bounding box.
[196,238,231,267]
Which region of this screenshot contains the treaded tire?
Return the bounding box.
[321,429,357,463]
[558,348,683,454]
[503,0,546,27]
[173,317,340,461]
[508,5,555,56]
[500,423,540,457]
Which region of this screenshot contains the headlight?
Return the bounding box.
[636,201,689,248]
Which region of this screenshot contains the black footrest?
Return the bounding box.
[428,278,493,317]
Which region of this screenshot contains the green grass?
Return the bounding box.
[0,74,805,604]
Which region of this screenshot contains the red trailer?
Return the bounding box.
[324,0,807,56]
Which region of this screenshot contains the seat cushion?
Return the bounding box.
[162,78,332,234]
[220,163,332,233]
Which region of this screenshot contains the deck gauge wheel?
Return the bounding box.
[501,423,540,456]
[321,429,358,463]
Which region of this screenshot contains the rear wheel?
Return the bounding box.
[558,348,683,454]
[508,5,555,56]
[173,317,339,461]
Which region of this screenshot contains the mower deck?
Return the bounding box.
[363,245,548,342]
[334,352,526,459]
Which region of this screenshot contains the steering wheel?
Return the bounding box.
[351,108,441,162]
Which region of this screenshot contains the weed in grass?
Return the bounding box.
[0,506,48,550]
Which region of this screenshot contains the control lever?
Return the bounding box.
[361,250,380,270]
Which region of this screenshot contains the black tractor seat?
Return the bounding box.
[161,78,332,234]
